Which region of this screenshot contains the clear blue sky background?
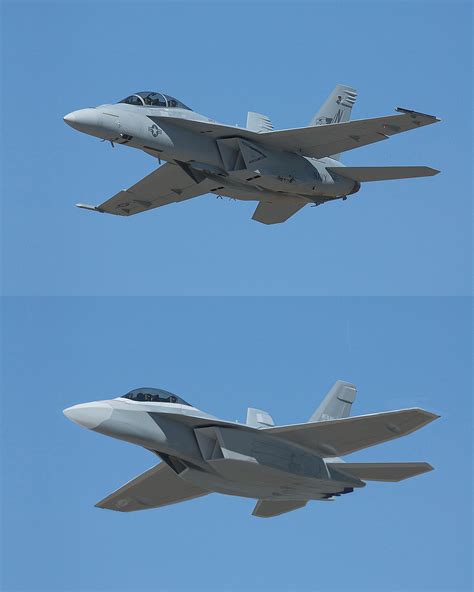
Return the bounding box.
[2,297,472,591]
[1,1,472,591]
[1,0,472,296]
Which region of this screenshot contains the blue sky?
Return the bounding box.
[1,1,472,591]
[1,0,472,296]
[2,297,472,591]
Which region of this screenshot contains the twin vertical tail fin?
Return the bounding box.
[309,84,357,127]
[309,380,357,422]
[309,84,357,160]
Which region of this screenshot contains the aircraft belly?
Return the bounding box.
[182,425,356,500]
[213,177,310,204]
[179,461,352,500]
[214,137,356,200]
[211,173,351,205]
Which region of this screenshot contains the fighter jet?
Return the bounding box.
[64,85,440,224]
[64,381,439,517]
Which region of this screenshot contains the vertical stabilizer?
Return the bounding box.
[309,84,357,126]
[309,381,357,422]
[247,112,274,133]
[309,84,357,160]
[247,408,275,428]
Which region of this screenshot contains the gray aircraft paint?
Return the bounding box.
[64,85,440,224]
[64,381,439,518]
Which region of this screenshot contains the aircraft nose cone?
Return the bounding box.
[63,108,99,131]
[63,402,113,429]
[63,112,76,125]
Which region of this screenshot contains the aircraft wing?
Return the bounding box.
[262,108,440,158]
[76,162,216,216]
[252,499,307,518]
[264,408,439,457]
[252,197,307,225]
[95,463,209,512]
[149,109,439,160]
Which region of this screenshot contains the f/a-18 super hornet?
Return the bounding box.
[64,381,438,517]
[64,85,440,224]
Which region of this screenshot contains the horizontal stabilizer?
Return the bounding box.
[264,408,439,457]
[252,198,306,225]
[327,166,440,182]
[252,499,307,518]
[96,463,208,512]
[328,462,433,482]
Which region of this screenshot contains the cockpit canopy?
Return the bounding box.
[121,387,191,405]
[118,91,191,110]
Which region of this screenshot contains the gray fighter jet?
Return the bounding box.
[64,381,438,517]
[64,85,440,224]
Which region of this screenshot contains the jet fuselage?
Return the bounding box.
[64,396,362,502]
[64,102,359,204]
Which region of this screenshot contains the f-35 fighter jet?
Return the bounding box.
[64,85,440,224]
[64,381,438,517]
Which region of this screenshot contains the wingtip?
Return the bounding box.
[395,107,440,121]
[75,203,103,213]
[404,408,441,424]
[417,409,441,422]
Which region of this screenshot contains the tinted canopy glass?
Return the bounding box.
[118,92,191,110]
[121,387,191,405]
